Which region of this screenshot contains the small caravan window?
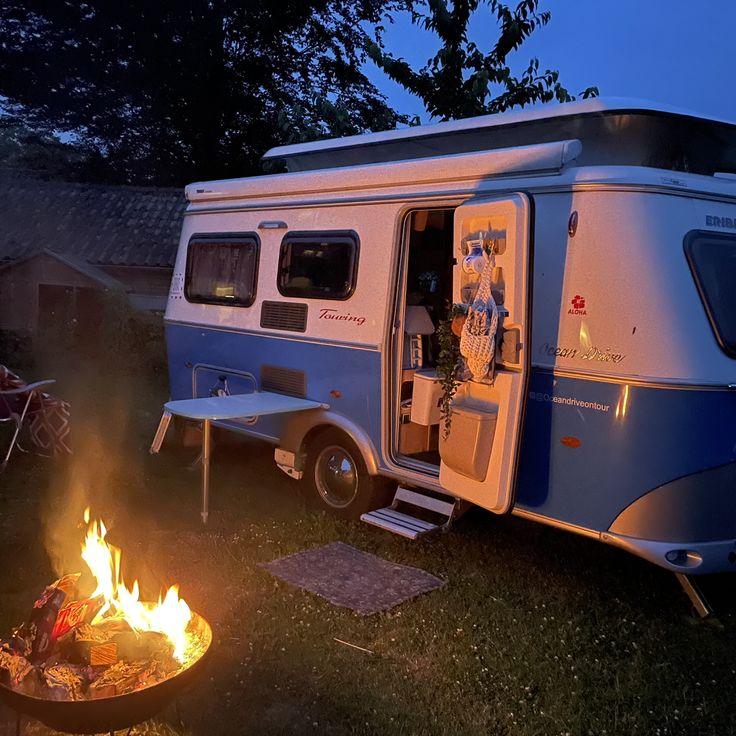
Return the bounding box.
[185,234,259,307]
[685,231,736,357]
[278,231,358,300]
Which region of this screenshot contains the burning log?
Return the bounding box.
[89,643,118,666]
[0,509,207,705]
[112,630,173,663]
[2,595,186,702]
[57,623,116,665]
[88,661,157,699]
[43,664,84,701]
[0,649,39,695]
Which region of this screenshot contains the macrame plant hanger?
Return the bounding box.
[459,240,499,382]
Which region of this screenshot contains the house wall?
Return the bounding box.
[0,259,173,332]
[0,254,101,331]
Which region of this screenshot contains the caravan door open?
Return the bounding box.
[439,194,530,513]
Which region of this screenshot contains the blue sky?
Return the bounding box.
[364,0,736,123]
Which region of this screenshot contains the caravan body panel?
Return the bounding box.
[512,191,736,572]
[165,103,736,575]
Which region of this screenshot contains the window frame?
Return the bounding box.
[277,230,360,301]
[184,232,261,308]
[684,229,736,358]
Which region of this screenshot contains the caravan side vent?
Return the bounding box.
[260,301,308,332]
[261,365,307,397]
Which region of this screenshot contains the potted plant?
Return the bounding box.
[436,303,467,438]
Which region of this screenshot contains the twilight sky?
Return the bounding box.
[364,0,736,123]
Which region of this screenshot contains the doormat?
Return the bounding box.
[259,541,445,615]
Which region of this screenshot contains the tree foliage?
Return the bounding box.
[0,0,408,185]
[369,0,598,121]
[0,116,99,179]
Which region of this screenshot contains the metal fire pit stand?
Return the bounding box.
[12,713,134,736]
[150,392,327,524]
[12,707,164,736]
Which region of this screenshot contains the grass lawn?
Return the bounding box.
[2,364,736,736]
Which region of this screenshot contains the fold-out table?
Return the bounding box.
[150,392,328,523]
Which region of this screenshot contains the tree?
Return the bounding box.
[368,0,598,121]
[0,115,94,179]
[0,0,408,185]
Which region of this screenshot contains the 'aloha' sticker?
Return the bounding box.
[568,294,587,316]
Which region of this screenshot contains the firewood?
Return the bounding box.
[112,630,173,662]
[94,618,133,636]
[57,623,115,664]
[43,664,84,700]
[0,648,34,689]
[88,660,155,698]
[89,642,118,666]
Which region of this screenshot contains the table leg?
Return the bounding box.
[201,418,211,525]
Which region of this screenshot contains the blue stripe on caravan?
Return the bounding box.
[515,370,736,532]
[165,322,382,448]
[167,322,736,540]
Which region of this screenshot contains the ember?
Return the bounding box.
[0,509,208,704]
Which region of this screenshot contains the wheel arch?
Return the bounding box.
[278,409,381,476]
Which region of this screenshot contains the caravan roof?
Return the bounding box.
[263,97,736,176]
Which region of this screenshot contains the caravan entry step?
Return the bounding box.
[361,486,457,540]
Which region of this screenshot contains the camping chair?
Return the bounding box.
[0,365,57,471]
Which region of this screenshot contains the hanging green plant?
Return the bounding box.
[436,303,466,439]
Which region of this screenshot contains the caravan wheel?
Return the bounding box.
[305,430,391,520]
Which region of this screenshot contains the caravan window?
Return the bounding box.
[278,231,358,300]
[185,234,259,307]
[685,231,736,357]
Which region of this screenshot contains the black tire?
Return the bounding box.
[304,429,392,520]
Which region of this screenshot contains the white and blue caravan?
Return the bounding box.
[164,98,736,613]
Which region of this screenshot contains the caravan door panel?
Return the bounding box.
[439,194,530,513]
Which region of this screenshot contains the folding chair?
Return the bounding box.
[0,366,56,472]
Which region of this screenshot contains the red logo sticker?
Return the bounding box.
[568,295,587,316]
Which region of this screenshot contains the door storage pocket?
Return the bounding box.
[439,403,497,481]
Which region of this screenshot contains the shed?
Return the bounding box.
[0,169,185,332]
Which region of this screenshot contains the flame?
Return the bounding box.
[80,508,191,662]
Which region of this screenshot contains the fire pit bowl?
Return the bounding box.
[0,611,212,735]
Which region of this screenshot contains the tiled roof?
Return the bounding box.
[0,170,186,268]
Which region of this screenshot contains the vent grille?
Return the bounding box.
[260,301,308,332]
[261,365,307,398]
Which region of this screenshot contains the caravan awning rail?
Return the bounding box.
[186,139,582,204]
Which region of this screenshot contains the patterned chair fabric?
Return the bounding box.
[0,365,71,457]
